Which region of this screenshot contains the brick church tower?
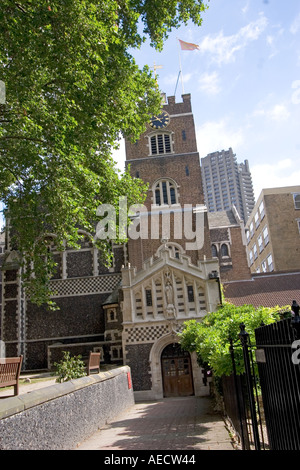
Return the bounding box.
[121,94,221,400]
[125,93,212,269]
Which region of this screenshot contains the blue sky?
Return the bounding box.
[113,0,300,201]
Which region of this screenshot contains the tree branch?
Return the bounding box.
[0,135,46,143]
[0,158,24,187]
[13,2,27,13]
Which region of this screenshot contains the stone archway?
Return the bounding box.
[148,333,203,399]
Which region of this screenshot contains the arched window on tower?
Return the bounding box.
[153,179,179,206]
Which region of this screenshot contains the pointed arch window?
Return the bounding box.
[153,179,178,206]
[211,244,218,258]
[221,243,229,257]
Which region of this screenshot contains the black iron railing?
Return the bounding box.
[255,317,300,450]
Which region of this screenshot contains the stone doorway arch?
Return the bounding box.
[161,343,194,397]
[149,333,203,399]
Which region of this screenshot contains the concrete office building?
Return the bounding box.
[201,148,255,223]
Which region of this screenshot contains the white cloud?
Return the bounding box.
[161,73,178,87]
[161,72,192,91]
[251,161,300,199]
[198,71,221,95]
[290,12,300,34]
[242,1,250,15]
[196,119,245,157]
[265,26,284,59]
[277,158,293,170]
[253,103,290,121]
[291,80,300,104]
[269,104,290,121]
[182,72,193,85]
[198,14,268,65]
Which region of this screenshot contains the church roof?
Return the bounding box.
[223,271,300,308]
[208,209,240,228]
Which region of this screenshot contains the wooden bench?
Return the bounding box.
[0,355,23,396]
[87,352,100,375]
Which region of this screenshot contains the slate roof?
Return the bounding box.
[208,209,240,228]
[223,271,300,308]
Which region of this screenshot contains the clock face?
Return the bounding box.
[150,110,170,129]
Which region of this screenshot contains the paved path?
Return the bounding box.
[76,396,235,451]
[1,376,235,451]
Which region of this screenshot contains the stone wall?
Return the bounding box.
[0,366,134,450]
[1,235,124,370]
[125,343,153,391]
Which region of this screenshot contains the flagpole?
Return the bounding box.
[176,38,200,96]
[174,70,181,97]
[177,38,185,95]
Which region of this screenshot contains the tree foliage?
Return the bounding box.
[53,351,86,383]
[179,302,289,378]
[0,0,208,305]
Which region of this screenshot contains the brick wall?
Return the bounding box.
[264,192,300,271]
[247,189,300,273]
[225,227,251,281]
[128,153,204,206]
[124,343,153,391]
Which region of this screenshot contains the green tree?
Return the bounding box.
[0,1,208,305]
[179,302,288,378]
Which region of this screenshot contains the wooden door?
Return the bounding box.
[161,343,194,397]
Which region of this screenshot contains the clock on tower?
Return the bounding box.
[149,110,170,129]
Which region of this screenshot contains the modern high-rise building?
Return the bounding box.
[201,148,255,223]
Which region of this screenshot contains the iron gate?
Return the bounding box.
[222,312,300,450]
[255,316,300,450]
